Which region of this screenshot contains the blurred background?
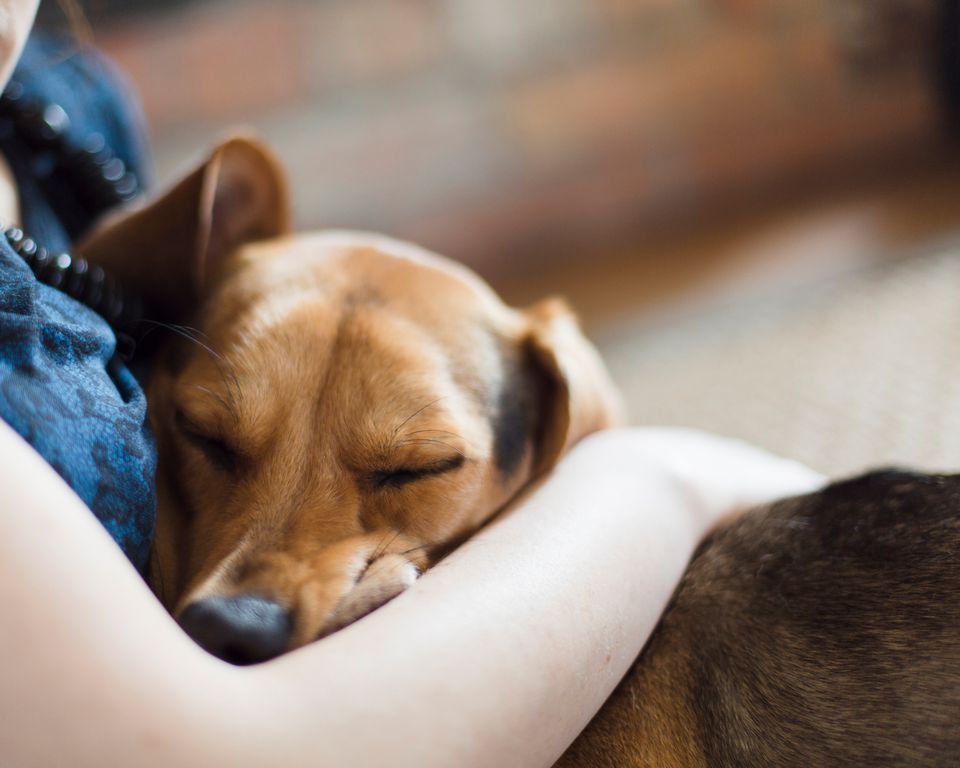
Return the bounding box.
[37,0,960,476]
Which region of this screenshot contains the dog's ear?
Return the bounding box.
[76,135,289,320]
[523,297,623,475]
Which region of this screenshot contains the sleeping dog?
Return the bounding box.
[79,137,621,655]
[80,138,960,766]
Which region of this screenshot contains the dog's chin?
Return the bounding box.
[313,553,422,641]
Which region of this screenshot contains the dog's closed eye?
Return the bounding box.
[175,409,240,473]
[369,455,465,490]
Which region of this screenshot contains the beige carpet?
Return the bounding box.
[598,244,960,477]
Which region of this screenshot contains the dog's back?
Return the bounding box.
[560,469,960,767]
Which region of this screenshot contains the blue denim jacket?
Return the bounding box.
[0,35,156,573]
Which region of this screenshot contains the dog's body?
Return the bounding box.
[80,138,960,765]
[558,469,960,767]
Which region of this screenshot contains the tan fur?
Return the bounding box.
[81,137,621,645]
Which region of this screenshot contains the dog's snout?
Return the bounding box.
[179,595,291,665]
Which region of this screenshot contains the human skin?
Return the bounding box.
[0,3,824,763]
[0,0,36,88]
[0,0,36,224]
[0,419,822,767]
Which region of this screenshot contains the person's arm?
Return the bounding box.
[0,420,822,767]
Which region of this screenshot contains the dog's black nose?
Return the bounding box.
[179,595,292,665]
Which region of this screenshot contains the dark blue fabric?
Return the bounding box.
[9,34,153,251]
[0,34,156,572]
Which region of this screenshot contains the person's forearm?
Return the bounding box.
[0,419,236,767]
[11,422,681,767]
[239,428,823,767]
[0,422,821,767]
[242,431,712,767]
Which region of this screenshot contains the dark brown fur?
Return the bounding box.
[559,469,960,767]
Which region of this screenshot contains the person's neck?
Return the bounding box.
[0,153,20,225]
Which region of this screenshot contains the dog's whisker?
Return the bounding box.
[369,535,389,563]
[167,322,211,343]
[139,320,243,420]
[368,527,408,565]
[391,397,450,436]
[141,319,226,362]
[403,428,464,441]
[399,438,467,458]
[396,544,432,559]
[212,362,243,422]
[400,436,459,446]
[189,384,238,417]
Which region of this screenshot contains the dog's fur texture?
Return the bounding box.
[79,137,621,648]
[557,469,960,767]
[81,139,960,766]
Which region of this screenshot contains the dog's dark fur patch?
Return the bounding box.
[161,335,192,375]
[492,343,539,476]
[558,469,960,767]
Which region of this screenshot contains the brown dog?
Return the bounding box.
[80,139,960,766]
[78,137,621,658]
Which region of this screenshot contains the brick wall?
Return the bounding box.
[87,0,943,275]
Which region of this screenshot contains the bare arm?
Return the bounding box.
[0,420,822,767]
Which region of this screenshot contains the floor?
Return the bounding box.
[494,157,960,476]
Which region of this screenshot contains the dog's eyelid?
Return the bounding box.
[175,408,241,472]
[369,454,466,489]
[174,407,217,436]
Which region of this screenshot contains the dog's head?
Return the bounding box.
[80,138,621,663]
